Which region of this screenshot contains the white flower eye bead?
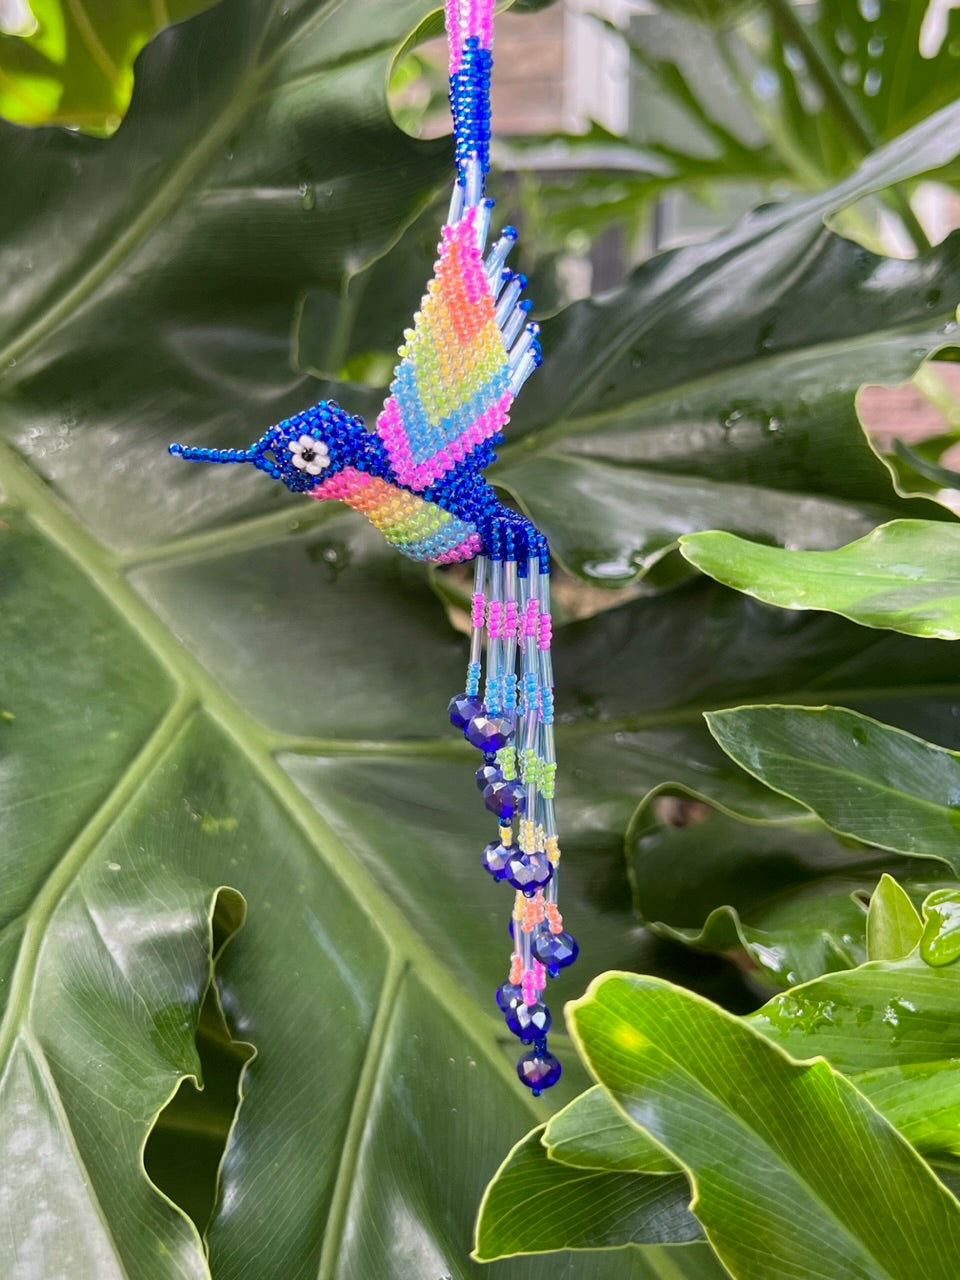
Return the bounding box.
[288,433,331,476]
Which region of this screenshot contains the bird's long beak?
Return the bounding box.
[168,443,254,465]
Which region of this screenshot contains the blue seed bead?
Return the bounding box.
[505,851,553,896]
[449,692,483,730]
[465,713,515,752]
[534,928,579,977]
[482,778,526,820]
[504,1000,552,1043]
[481,841,512,880]
[476,763,503,791]
[496,982,523,1012]
[516,1048,562,1096]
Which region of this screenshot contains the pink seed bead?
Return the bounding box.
[538,614,552,650]
[472,593,486,627]
[523,599,539,637]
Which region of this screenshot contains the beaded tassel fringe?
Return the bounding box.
[443,0,575,1096]
[449,555,575,1095]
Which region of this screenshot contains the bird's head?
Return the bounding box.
[169,401,370,493]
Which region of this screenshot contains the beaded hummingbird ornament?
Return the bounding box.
[170,0,576,1095]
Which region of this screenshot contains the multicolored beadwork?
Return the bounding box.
[169,0,574,1096]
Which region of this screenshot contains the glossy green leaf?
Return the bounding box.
[629,806,941,986]
[0,508,220,1278]
[749,953,960,1156]
[473,1128,703,1263]
[707,705,960,869]
[680,521,960,639]
[0,0,216,132]
[867,873,923,961]
[542,1086,677,1176]
[569,973,960,1279]
[921,889,960,967]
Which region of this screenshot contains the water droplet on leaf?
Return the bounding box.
[840,58,861,84]
[752,68,780,99]
[782,43,806,72]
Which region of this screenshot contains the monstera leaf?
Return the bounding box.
[5,1,960,1277]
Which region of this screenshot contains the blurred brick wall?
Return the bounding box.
[491,9,566,134]
[861,365,960,449]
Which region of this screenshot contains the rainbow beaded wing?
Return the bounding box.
[375,201,540,492]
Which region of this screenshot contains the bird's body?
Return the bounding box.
[171,202,545,569]
[169,0,574,1098]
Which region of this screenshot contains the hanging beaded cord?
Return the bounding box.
[169,0,577,1096]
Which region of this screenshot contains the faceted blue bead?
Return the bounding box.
[449,692,483,730]
[496,982,523,1012]
[516,1048,562,1096]
[504,1000,552,1044]
[505,851,553,896]
[481,841,512,880]
[464,713,515,752]
[534,928,579,977]
[476,763,503,791]
[482,778,526,820]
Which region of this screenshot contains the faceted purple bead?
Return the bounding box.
[464,713,515,752]
[534,928,579,977]
[516,1048,562,1096]
[476,763,503,791]
[505,851,553,896]
[505,1000,552,1043]
[495,982,523,1012]
[481,840,512,880]
[483,778,526,820]
[449,692,483,730]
